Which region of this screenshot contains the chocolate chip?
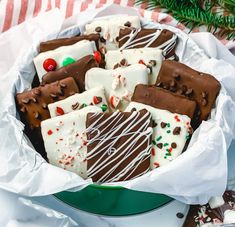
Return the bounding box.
[31,97,37,103]
[171,142,177,148]
[202,98,207,106]
[95,26,102,32]
[163,83,169,90]
[202,91,207,98]
[149,60,156,66]
[181,85,187,93]
[169,86,177,92]
[185,88,193,96]
[188,127,193,135]
[120,58,127,66]
[33,89,41,96]
[173,75,181,81]
[161,122,167,128]
[22,98,29,104]
[176,212,184,219]
[124,21,131,27]
[173,127,181,135]
[60,83,67,88]
[72,102,80,110]
[113,63,121,69]
[34,111,40,119]
[40,104,47,110]
[100,37,106,43]
[96,96,102,103]
[157,143,163,149]
[170,80,176,87]
[152,120,157,128]
[156,82,163,87]
[131,108,137,112]
[115,36,119,42]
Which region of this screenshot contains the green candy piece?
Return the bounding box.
[83,103,88,107]
[62,57,75,66]
[101,104,107,112]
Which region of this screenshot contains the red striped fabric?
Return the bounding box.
[0,0,233,48]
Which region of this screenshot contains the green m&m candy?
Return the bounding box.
[101,104,107,112]
[62,57,75,66]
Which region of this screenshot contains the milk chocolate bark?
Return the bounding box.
[42,55,98,92]
[16,77,79,158]
[86,109,153,183]
[118,28,177,59]
[39,33,100,52]
[156,60,221,127]
[183,191,235,227]
[132,84,197,119]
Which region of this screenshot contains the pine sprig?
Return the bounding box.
[135,0,235,40]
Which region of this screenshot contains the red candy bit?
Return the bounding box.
[56,106,64,116]
[43,58,57,72]
[174,115,181,122]
[169,147,173,152]
[151,148,156,156]
[154,162,160,168]
[47,129,53,135]
[138,59,146,65]
[93,51,102,64]
[93,96,99,105]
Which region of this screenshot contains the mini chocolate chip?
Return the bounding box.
[161,122,167,128]
[60,83,67,88]
[115,36,119,42]
[42,103,47,109]
[170,80,176,87]
[163,83,169,90]
[174,54,179,61]
[120,58,127,66]
[96,96,102,103]
[188,127,193,135]
[149,60,156,66]
[95,26,102,32]
[157,143,163,149]
[156,82,163,87]
[171,142,177,148]
[31,97,37,103]
[202,98,207,106]
[34,111,40,119]
[152,120,157,128]
[176,212,184,219]
[173,75,181,81]
[124,21,131,27]
[113,63,121,69]
[173,127,181,135]
[33,89,41,95]
[185,88,193,96]
[169,86,177,92]
[131,108,137,112]
[72,102,80,110]
[100,37,106,43]
[22,98,29,104]
[202,91,207,98]
[50,93,57,99]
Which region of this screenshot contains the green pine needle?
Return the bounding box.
[135,0,235,40]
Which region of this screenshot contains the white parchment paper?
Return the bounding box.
[0,4,235,205]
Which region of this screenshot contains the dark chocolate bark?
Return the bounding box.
[156,60,221,127]
[132,84,197,119]
[42,55,98,92]
[16,77,78,158]
[118,28,177,59]
[39,33,100,52]
[86,109,152,183]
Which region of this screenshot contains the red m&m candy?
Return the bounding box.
[43,58,57,72]
[93,51,102,64]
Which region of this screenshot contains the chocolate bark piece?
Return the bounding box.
[39,33,100,52]
[86,109,153,183]
[16,77,79,158]
[118,28,177,59]
[156,60,221,127]
[42,55,98,92]
[132,84,197,119]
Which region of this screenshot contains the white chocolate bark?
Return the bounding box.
[85,16,140,49]
[41,106,102,178]
[34,40,96,80]
[85,64,148,111]
[48,86,108,117]
[105,48,163,84]
[126,102,192,169]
